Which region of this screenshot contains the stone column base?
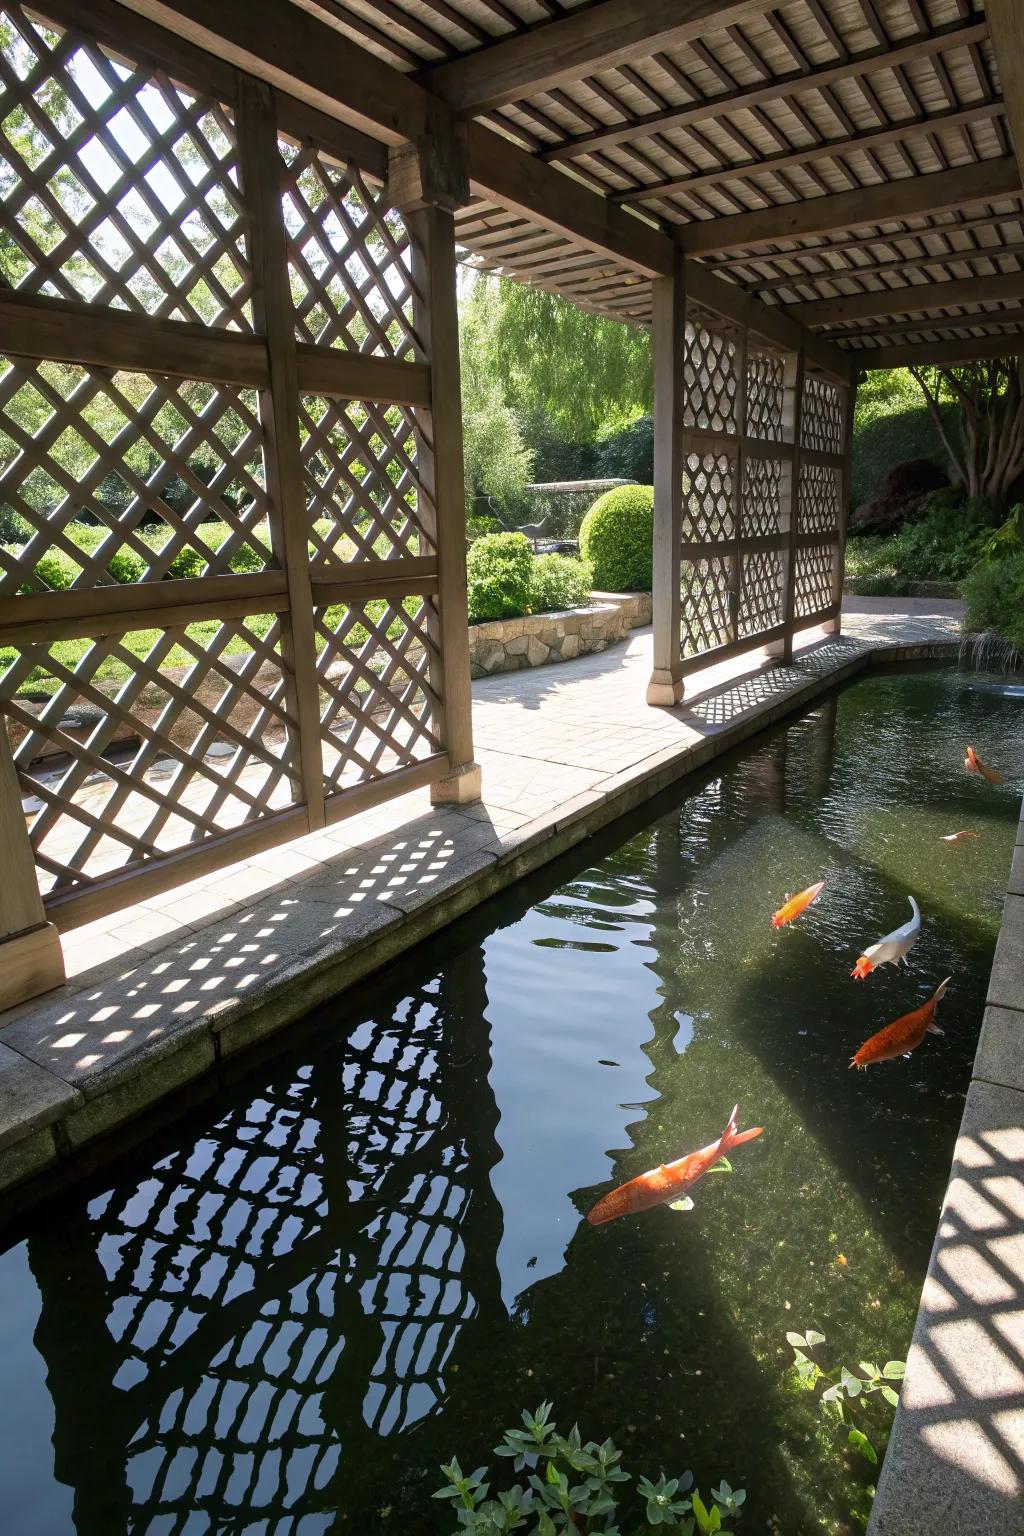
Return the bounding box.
[431,760,483,805]
[646,668,684,706]
[0,921,65,1016]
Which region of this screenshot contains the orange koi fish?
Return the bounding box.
[771,880,825,929]
[941,830,978,844]
[586,1105,763,1226]
[849,977,951,1070]
[965,746,1003,785]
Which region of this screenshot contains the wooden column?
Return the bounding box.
[824,373,859,635]
[770,346,805,664]
[647,245,686,706]
[0,728,65,1013]
[236,77,326,830]
[391,128,481,804]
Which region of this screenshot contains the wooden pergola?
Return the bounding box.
[0,0,1022,1007]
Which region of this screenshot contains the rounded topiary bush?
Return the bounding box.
[466,531,533,622]
[578,484,653,592]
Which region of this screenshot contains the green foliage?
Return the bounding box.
[851,369,952,510]
[0,505,29,543]
[579,485,654,592]
[785,1330,904,1477]
[529,553,593,613]
[467,515,504,542]
[433,1402,744,1535]
[9,518,273,591]
[962,551,1024,654]
[466,532,535,622]
[595,416,653,483]
[845,494,995,593]
[460,279,534,517]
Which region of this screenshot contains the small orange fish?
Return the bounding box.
[586,1105,763,1226]
[771,880,825,929]
[965,746,1003,785]
[849,977,951,1070]
[941,830,978,844]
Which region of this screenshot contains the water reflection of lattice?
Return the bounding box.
[28,952,501,1531]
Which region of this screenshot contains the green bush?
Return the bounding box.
[466,514,503,543]
[529,552,592,614]
[962,552,1024,654]
[0,504,30,543]
[845,495,995,593]
[25,547,80,591]
[578,483,653,592]
[104,546,146,584]
[466,531,534,622]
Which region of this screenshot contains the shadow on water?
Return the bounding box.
[0,666,1020,1535]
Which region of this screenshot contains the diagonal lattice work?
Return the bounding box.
[315,597,442,795]
[300,394,434,567]
[746,354,785,442]
[738,547,784,637]
[801,375,845,456]
[798,461,841,535]
[682,322,739,434]
[52,977,493,1528]
[0,4,251,326]
[794,543,835,618]
[682,451,734,542]
[681,555,733,657]
[280,138,420,359]
[0,613,299,894]
[0,358,273,593]
[741,455,783,538]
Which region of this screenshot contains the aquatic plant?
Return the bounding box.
[433,1401,745,1534]
[785,1329,905,1469]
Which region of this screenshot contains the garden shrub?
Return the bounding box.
[962,551,1024,655]
[104,546,146,584]
[845,495,995,593]
[466,514,503,542]
[466,531,534,621]
[0,504,29,543]
[594,414,653,482]
[25,547,80,591]
[529,552,592,613]
[578,483,653,592]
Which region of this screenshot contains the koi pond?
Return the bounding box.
[0,666,1021,1535]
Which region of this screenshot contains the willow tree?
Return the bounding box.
[909,358,1024,511]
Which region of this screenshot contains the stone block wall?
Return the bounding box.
[469,602,630,678]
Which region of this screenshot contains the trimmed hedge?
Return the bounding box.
[7,519,276,592]
[466,531,535,621]
[578,483,653,592]
[528,552,593,614]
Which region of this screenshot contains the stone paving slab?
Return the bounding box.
[0,606,962,1203]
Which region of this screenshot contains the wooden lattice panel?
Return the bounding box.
[300,394,433,567]
[738,548,784,637]
[0,613,299,895]
[0,5,251,325]
[681,555,732,656]
[740,455,783,538]
[794,544,834,618]
[798,461,841,535]
[801,376,845,456]
[745,355,785,443]
[315,596,442,794]
[280,140,420,358]
[682,451,734,541]
[682,323,738,434]
[0,358,273,594]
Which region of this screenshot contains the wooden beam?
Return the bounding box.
[824,305,1024,342]
[543,17,989,163]
[712,206,1024,274]
[679,157,1023,255]
[986,2,1024,199]
[792,269,1024,326]
[856,332,1024,368]
[684,261,856,382]
[294,347,432,407]
[618,102,1005,206]
[422,0,778,115]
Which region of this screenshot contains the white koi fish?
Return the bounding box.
[851,896,921,980]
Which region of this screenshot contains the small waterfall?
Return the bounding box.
[957,629,1023,673]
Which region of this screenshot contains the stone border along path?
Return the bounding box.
[0,603,962,1211]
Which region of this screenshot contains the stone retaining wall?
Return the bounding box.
[469,602,629,678]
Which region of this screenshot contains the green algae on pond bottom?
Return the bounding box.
[0,667,1019,1536]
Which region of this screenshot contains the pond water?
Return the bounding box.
[0,666,1021,1536]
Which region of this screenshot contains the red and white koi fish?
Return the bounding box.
[941,830,978,844]
[586,1105,763,1226]
[850,978,951,1069]
[851,896,921,980]
[965,746,1004,785]
[771,880,825,929]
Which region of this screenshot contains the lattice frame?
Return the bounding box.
[797,460,841,536]
[741,454,783,538]
[794,543,835,619]
[745,353,785,443]
[681,555,733,657]
[801,375,845,456]
[682,321,739,434]
[738,547,784,637]
[682,451,734,542]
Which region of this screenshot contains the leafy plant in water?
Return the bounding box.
[785,1329,905,1468]
[433,1402,745,1535]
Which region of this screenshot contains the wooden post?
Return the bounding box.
[825,373,859,635]
[770,346,805,664]
[647,244,686,706]
[0,728,65,1013]
[236,77,326,830]
[391,128,481,805]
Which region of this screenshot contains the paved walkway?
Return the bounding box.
[0,603,961,1201]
